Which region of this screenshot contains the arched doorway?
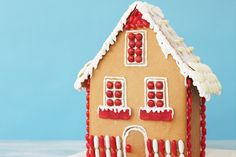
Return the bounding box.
[122,125,148,157]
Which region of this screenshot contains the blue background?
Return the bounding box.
[0,0,235,140]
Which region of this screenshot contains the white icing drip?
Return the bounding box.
[74,1,221,101]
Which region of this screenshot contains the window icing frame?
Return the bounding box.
[103,76,127,107]
[144,77,169,108]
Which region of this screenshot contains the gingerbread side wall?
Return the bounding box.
[89,28,187,156]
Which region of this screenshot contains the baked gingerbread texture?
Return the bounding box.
[74,1,221,157]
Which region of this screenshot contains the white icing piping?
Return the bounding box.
[74,1,222,101]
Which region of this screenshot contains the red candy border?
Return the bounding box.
[186,77,192,157]
[200,97,206,157]
[86,79,91,157]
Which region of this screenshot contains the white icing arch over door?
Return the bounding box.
[122,125,148,157]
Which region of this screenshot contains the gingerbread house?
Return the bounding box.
[74,1,221,157]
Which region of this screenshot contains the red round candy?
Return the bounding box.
[138,12,142,18]
[156,81,163,89]
[201,105,206,112]
[136,20,143,27]
[147,82,154,89]
[156,92,163,99]
[128,48,135,55]
[107,99,113,106]
[136,41,142,48]
[130,23,137,29]
[106,90,113,98]
[128,16,134,23]
[148,100,155,107]
[201,121,206,127]
[132,17,138,24]
[128,33,135,40]
[136,33,143,40]
[132,9,138,16]
[135,56,142,63]
[115,81,122,89]
[115,99,122,106]
[115,91,122,98]
[156,100,164,107]
[129,41,135,48]
[107,81,113,89]
[148,92,155,99]
[135,48,142,56]
[128,55,134,62]
[142,19,150,27]
[126,144,132,153]
[124,24,130,30]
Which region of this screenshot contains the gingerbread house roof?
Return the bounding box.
[74,1,221,101]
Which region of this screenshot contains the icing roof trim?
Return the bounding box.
[74,1,221,101]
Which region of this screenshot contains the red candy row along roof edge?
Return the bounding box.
[124,8,150,30]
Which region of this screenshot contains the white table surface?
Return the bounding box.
[0,141,235,157]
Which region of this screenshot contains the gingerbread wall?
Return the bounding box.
[89,28,187,154]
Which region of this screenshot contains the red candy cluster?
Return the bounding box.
[106,81,123,106]
[127,32,144,63]
[110,136,117,157]
[147,81,164,107]
[200,97,206,157]
[186,77,192,157]
[85,79,91,157]
[124,9,150,30]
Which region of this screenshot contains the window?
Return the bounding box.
[139,77,174,121]
[98,77,131,120]
[125,30,147,66]
[145,78,166,108]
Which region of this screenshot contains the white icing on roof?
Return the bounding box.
[74,1,221,101]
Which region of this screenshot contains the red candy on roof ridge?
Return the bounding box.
[124,9,150,30]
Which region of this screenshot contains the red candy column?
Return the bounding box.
[186,77,192,157]
[158,139,165,157]
[200,97,206,157]
[171,140,177,157]
[86,79,91,157]
[110,136,117,157]
[99,136,106,157]
[147,139,154,157]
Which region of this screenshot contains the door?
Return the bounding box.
[123,125,148,157]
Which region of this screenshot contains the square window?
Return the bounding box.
[125,30,147,66]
